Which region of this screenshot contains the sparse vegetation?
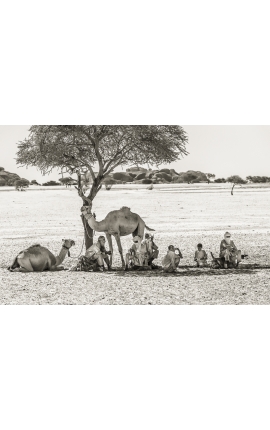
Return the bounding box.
[42,181,61,186]
[227,175,247,195]
[214,178,226,183]
[246,176,270,183]
[16,125,188,248]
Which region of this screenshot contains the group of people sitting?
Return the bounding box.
[71,231,242,273]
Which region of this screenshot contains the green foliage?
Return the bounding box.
[30,180,40,185]
[0,178,6,186]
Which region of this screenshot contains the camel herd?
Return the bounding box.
[8,207,154,272]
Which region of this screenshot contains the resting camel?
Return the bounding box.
[81,205,155,267]
[8,239,75,272]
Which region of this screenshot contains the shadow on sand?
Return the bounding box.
[105,264,270,278]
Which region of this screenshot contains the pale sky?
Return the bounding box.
[0,125,269,182]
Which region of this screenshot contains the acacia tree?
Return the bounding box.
[206,173,215,184]
[227,175,247,195]
[16,125,188,248]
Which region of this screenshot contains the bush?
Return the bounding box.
[160,168,171,174]
[135,172,146,180]
[156,172,172,182]
[0,178,6,186]
[0,167,4,171]
[14,179,29,189]
[246,176,270,183]
[7,179,16,186]
[42,181,61,186]
[173,177,185,183]
[227,175,247,184]
[214,178,226,183]
[142,179,153,184]
[112,172,133,182]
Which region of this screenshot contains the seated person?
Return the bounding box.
[220,232,241,268]
[143,233,159,268]
[125,236,148,270]
[162,245,182,273]
[194,243,208,267]
[85,235,111,272]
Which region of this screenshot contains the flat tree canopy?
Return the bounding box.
[16,125,188,247]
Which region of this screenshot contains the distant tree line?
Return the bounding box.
[213,175,270,184]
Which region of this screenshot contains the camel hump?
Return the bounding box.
[120,206,131,213]
[28,244,41,249]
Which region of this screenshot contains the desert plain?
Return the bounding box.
[1,183,270,305]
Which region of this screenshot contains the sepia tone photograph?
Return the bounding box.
[1,125,270,305]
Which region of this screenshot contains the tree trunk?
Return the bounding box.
[81,214,94,249]
[77,171,102,251]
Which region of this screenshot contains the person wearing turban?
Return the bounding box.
[219,232,241,268]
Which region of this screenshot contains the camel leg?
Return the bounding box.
[106,233,113,266]
[113,234,125,268]
[14,258,34,273]
[125,252,131,271]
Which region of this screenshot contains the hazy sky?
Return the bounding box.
[0,125,269,182]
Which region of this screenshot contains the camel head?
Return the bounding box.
[62,239,75,257]
[81,203,93,216]
[62,239,75,249]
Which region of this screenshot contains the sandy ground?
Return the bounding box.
[1,183,270,305]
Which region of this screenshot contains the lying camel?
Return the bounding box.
[81,205,155,268]
[8,239,75,272]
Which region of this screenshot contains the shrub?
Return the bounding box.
[156,172,172,182]
[142,179,153,184]
[135,172,146,180]
[42,181,61,186]
[214,178,226,183]
[173,177,185,183]
[112,172,133,182]
[227,175,247,185]
[0,178,6,186]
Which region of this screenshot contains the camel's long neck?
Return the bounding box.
[55,247,69,266]
[86,213,107,232]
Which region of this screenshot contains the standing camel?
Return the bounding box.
[81,205,155,267]
[8,239,75,272]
